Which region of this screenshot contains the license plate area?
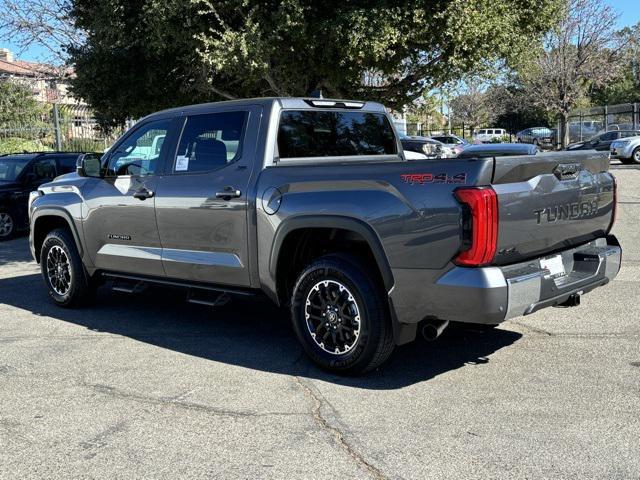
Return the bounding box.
[540,254,566,279]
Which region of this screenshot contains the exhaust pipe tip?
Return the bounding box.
[421,319,450,341]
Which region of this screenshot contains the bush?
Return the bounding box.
[490,134,512,143]
[0,137,52,155]
[62,138,108,153]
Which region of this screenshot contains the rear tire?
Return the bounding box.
[0,211,15,241]
[40,228,96,307]
[291,254,394,374]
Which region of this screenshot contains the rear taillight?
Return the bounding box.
[607,174,617,233]
[454,187,499,266]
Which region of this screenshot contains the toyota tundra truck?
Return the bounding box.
[28,98,621,374]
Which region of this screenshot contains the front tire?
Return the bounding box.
[291,254,394,374]
[631,147,640,164]
[0,211,15,240]
[40,228,95,307]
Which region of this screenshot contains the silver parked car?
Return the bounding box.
[516,127,554,148]
[610,136,640,164]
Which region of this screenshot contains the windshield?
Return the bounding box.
[0,157,30,182]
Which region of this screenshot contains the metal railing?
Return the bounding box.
[565,103,640,144]
[0,103,124,154]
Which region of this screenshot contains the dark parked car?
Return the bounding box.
[516,127,554,148]
[567,130,640,151]
[457,143,538,158]
[399,134,444,157]
[0,152,85,240]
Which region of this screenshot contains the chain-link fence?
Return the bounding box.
[565,103,640,144]
[0,103,124,155]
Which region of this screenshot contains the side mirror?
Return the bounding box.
[77,153,102,178]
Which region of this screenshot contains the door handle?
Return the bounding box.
[133,188,154,200]
[215,187,241,200]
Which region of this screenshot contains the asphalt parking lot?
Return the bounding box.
[1,166,639,480]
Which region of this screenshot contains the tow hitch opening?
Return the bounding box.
[555,292,582,308]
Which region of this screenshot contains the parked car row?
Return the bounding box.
[568,129,640,151]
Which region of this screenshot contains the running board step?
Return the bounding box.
[102,272,256,298]
[186,290,231,307]
[111,279,147,294]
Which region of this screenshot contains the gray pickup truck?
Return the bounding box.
[29,98,621,374]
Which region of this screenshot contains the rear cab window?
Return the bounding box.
[277,110,397,160]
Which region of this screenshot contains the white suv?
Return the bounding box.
[474,128,507,143]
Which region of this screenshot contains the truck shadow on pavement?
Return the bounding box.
[0,272,522,389]
[0,234,33,266]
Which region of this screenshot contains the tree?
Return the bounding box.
[405,93,445,134]
[450,86,491,134]
[517,0,624,147]
[0,81,50,154]
[589,23,640,105]
[485,82,553,133]
[0,0,82,66]
[0,81,46,129]
[67,0,562,125]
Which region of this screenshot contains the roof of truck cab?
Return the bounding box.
[144,97,387,121]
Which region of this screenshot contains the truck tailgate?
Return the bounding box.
[490,151,615,265]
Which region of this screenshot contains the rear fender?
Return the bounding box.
[267,215,416,345]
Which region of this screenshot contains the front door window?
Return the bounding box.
[106,119,171,176]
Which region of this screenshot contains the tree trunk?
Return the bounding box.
[560,112,570,149]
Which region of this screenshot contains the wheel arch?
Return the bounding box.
[269,215,394,302]
[32,208,84,263]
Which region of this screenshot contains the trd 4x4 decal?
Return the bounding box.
[400,173,467,185]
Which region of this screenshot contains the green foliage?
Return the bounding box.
[61,137,106,153]
[0,137,52,155]
[405,93,445,131]
[69,0,562,125]
[0,81,47,137]
[489,134,511,143]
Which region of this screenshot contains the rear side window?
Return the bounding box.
[57,156,78,174]
[32,158,57,180]
[277,110,397,159]
[174,111,247,173]
[620,131,639,138]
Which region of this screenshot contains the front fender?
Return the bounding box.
[30,203,85,263]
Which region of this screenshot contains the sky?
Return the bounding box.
[1,0,639,62]
[610,0,640,28]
